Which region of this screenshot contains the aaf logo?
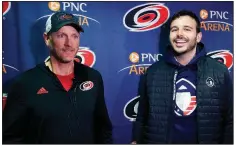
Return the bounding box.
[207,50,233,70]
[44,47,96,67]
[3,2,11,16]
[123,3,170,32]
[174,78,197,116]
[124,95,140,121]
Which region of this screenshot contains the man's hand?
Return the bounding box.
[131,141,137,144]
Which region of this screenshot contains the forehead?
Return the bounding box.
[56,25,79,34]
[170,16,197,27]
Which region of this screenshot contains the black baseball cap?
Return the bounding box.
[45,11,84,34]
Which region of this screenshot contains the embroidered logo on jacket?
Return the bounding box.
[37,87,49,94]
[79,81,94,91]
[206,77,214,87]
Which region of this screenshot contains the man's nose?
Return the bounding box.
[177,29,184,37]
[64,37,72,47]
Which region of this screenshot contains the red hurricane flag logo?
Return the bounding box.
[3,2,11,16]
[75,47,96,67]
[207,50,233,70]
[123,3,170,32]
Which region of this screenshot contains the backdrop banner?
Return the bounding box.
[2,1,233,144]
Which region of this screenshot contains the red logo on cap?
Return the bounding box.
[3,2,11,16]
[59,14,73,20]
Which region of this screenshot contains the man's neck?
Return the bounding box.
[50,57,74,76]
[175,48,196,66]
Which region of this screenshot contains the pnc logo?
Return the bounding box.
[48,2,87,12]
[199,9,232,32]
[129,52,140,63]
[200,9,208,20]
[48,2,60,12]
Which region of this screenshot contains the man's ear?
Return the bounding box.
[197,32,202,43]
[43,33,50,46]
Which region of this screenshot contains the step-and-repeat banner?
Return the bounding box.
[2,1,233,144]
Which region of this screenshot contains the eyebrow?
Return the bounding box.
[183,26,193,29]
[56,32,80,36]
[170,26,194,30]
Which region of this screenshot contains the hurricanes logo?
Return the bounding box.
[75,47,96,67]
[123,3,170,32]
[123,96,140,121]
[207,50,233,70]
[44,47,96,67]
[79,81,94,91]
[3,2,11,16]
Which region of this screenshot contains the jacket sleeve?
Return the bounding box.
[94,72,113,144]
[222,70,233,144]
[132,73,149,143]
[3,80,29,144]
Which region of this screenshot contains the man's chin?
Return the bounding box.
[173,47,186,53]
[173,48,188,55]
[60,58,74,63]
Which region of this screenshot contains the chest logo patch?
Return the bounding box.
[206,77,214,87]
[80,81,94,91]
[174,78,197,116]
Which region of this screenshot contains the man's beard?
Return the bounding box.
[173,41,197,56]
[50,48,76,63]
[172,36,198,56]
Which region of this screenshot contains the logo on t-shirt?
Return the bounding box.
[174,78,197,116]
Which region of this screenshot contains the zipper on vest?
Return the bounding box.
[172,70,178,101]
[167,70,178,143]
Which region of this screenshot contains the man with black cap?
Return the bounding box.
[3,11,113,144]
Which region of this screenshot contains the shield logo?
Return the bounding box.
[174,78,197,116]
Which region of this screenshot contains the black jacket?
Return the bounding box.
[133,50,233,144]
[3,61,113,144]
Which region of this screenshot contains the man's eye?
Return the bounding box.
[184,28,191,31]
[57,34,64,38]
[74,35,79,39]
